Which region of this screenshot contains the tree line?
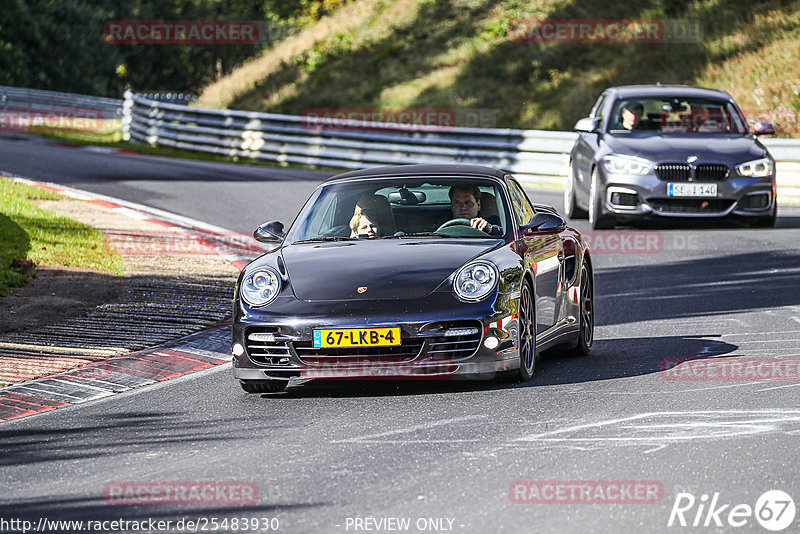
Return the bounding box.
[0,0,346,98]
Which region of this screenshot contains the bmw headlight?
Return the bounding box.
[601,155,652,175]
[736,157,773,177]
[241,268,281,307]
[454,261,498,302]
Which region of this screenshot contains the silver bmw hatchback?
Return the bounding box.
[566,85,777,229]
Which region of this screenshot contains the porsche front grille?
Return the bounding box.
[424,331,482,360]
[294,338,425,363]
[246,339,293,365]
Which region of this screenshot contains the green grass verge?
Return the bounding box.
[0,178,124,295]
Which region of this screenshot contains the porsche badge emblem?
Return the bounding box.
[357,286,368,293]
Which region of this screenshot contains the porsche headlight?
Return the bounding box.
[736,157,773,177]
[241,268,281,307]
[454,261,498,302]
[601,155,652,175]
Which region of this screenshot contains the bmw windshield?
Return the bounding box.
[608,97,749,135]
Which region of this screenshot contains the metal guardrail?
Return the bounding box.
[121,90,574,179]
[1,86,797,198]
[121,91,800,195]
[0,86,123,118]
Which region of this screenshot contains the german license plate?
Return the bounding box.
[667,183,717,197]
[313,327,401,348]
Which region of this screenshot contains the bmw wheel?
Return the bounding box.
[750,203,777,228]
[564,164,588,219]
[589,167,615,230]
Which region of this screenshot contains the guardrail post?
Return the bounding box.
[122,90,133,142]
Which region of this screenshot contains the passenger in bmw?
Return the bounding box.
[448,185,502,236]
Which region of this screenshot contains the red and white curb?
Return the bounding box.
[0,172,267,422]
[3,171,268,270]
[0,325,231,421]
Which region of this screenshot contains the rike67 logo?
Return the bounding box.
[668,490,796,531]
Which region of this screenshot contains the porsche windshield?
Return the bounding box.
[286,178,510,242]
[608,97,748,134]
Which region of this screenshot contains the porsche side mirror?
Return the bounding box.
[751,120,776,136]
[522,212,566,234]
[574,117,600,133]
[254,221,285,243]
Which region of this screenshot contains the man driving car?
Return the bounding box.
[448,185,502,236]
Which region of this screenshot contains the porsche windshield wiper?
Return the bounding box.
[384,232,457,238]
[292,236,356,244]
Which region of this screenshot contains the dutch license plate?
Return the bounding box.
[313,327,401,348]
[667,183,717,197]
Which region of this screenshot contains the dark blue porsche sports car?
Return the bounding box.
[231,164,593,393]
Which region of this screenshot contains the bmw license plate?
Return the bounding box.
[313,327,401,348]
[667,183,717,197]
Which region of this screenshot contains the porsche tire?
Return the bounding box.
[565,264,593,356]
[518,280,537,382]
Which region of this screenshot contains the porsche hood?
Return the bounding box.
[280,239,500,301]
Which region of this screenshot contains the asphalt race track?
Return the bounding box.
[2,136,800,533]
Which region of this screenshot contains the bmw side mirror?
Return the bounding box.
[522,212,566,234]
[751,120,776,136]
[254,221,285,243]
[574,117,600,133]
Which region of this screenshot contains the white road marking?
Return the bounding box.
[512,410,800,450]
[332,415,489,443]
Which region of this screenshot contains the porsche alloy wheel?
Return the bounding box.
[518,281,536,381]
[240,380,287,394]
[568,264,593,356]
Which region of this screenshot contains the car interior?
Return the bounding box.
[311,182,506,239]
[609,98,746,134]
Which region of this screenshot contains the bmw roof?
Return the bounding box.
[605,84,734,100]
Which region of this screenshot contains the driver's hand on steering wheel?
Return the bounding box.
[470,217,491,233]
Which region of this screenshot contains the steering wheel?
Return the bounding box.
[436,218,472,232]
